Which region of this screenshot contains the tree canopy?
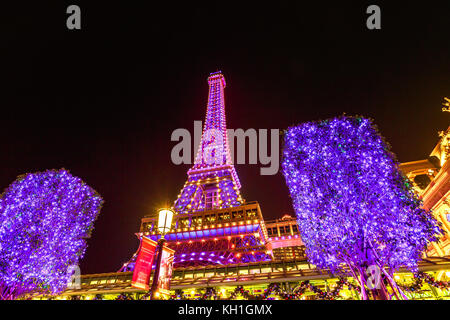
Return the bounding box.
[0,169,103,299]
[282,116,442,280]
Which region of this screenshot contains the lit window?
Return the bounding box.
[204,191,219,210]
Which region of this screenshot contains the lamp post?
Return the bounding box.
[150,208,175,299]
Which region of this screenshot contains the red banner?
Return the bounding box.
[131,237,157,290]
[156,245,175,295]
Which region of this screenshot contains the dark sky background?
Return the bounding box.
[2,2,450,274]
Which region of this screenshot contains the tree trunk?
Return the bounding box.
[380,269,408,300]
[365,239,408,300]
[387,277,400,300]
[369,275,389,300]
[358,267,369,300]
[365,246,389,300]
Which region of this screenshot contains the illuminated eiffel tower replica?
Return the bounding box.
[138,71,272,268]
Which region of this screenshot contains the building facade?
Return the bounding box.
[400,125,450,257]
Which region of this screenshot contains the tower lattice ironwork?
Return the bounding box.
[174,71,242,214]
[139,71,272,268]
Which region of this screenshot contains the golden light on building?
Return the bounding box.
[442,97,450,112]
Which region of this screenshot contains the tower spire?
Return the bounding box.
[174,71,243,214]
[192,71,233,169]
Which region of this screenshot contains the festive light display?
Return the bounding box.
[174,72,242,213]
[167,280,358,300]
[399,271,450,293]
[81,271,450,300]
[282,116,443,299]
[0,169,103,299]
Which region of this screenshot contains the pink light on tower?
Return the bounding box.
[174,71,242,214]
[136,71,274,268]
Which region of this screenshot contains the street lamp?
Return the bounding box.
[150,208,175,299]
[157,208,174,235]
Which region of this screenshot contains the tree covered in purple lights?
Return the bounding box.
[282,116,442,300]
[0,169,103,299]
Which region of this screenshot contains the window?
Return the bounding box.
[180,218,190,227]
[261,267,272,273]
[238,269,249,275]
[204,191,219,210]
[292,225,298,233]
[246,209,257,218]
[267,228,272,236]
[142,222,152,232]
[193,217,202,226]
[279,226,285,234]
[233,211,244,219]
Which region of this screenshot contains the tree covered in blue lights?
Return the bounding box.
[282,116,442,299]
[0,169,103,299]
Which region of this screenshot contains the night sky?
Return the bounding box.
[2,2,450,274]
